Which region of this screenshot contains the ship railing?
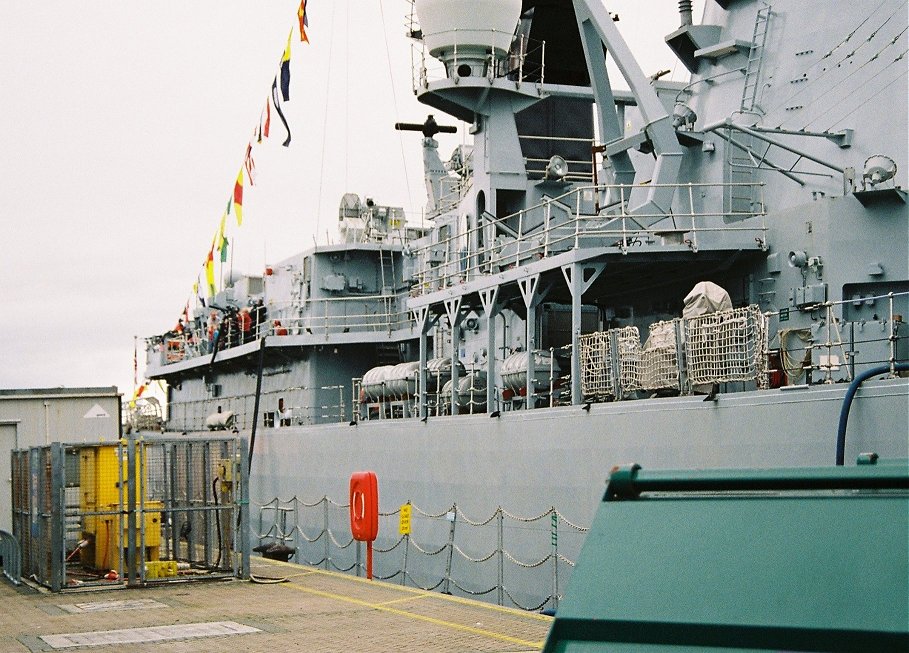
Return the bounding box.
[520,133,597,183]
[164,384,349,433]
[412,30,546,92]
[149,318,269,366]
[151,294,415,366]
[410,181,767,294]
[266,295,413,337]
[254,495,588,612]
[762,291,909,385]
[434,174,472,217]
[147,330,204,365]
[498,346,572,412]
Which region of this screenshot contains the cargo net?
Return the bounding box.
[579,332,609,398]
[684,305,769,388]
[580,327,642,399]
[640,320,680,391]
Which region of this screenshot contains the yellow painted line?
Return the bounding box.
[376,593,432,607]
[279,581,545,650]
[258,558,553,622]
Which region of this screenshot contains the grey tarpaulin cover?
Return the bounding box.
[682,281,732,318]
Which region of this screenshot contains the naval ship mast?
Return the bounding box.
[393,0,907,418]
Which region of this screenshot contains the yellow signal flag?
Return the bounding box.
[205,248,216,296]
[233,169,244,226]
[283,29,292,62]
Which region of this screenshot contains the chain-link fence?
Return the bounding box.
[137,437,249,583]
[11,436,249,591]
[12,446,61,589]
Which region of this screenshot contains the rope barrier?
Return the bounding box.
[503,586,553,612]
[373,568,403,581]
[294,526,324,543]
[403,572,446,592]
[254,494,587,612]
[408,538,448,556]
[328,559,358,573]
[453,543,497,564]
[326,530,354,549]
[373,535,405,553]
[449,578,498,596]
[503,550,552,569]
[501,507,554,522]
[553,511,589,532]
[256,497,586,529]
[411,504,456,519]
[454,506,500,527]
[298,496,328,508]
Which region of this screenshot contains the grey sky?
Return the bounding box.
[0,1,700,402]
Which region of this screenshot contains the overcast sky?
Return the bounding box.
[0,0,701,403]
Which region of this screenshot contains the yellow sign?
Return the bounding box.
[398,503,412,535]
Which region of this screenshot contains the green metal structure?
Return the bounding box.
[542,457,909,652]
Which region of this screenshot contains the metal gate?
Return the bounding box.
[10,436,249,591]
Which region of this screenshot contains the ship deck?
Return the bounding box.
[0,557,552,652]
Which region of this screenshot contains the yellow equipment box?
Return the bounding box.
[79,444,162,569]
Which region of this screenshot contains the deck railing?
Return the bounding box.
[410,182,768,295]
[412,30,546,92]
[150,294,413,367]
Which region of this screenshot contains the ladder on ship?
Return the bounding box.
[741,3,771,113]
[726,3,772,218]
[378,247,396,331]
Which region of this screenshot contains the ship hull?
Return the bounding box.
[248,378,908,523]
[223,377,909,607]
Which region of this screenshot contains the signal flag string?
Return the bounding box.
[176,0,310,330]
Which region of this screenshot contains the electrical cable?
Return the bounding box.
[809,49,908,131]
[247,336,267,477]
[765,2,906,125]
[836,362,909,465]
[799,27,908,129]
[213,475,223,569]
[763,1,893,114]
[101,520,110,571]
[378,0,415,211]
[314,0,338,242]
[250,574,289,584]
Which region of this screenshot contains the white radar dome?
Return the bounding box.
[415,0,522,76]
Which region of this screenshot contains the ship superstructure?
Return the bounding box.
[142,0,909,609]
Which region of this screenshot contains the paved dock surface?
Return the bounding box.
[0,558,552,652]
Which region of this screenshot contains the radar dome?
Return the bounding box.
[415,0,522,76]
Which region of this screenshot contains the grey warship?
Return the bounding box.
[143,0,909,607]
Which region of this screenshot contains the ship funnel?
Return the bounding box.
[414,0,522,78]
[678,0,694,26]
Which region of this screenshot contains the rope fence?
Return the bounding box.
[255,496,589,612]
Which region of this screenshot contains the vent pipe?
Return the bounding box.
[679,0,693,26]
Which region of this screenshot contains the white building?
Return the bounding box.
[0,387,120,532]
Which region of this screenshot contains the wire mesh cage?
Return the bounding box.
[10,436,249,591]
[641,320,681,392]
[140,438,245,582]
[580,327,642,399]
[685,305,769,388]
